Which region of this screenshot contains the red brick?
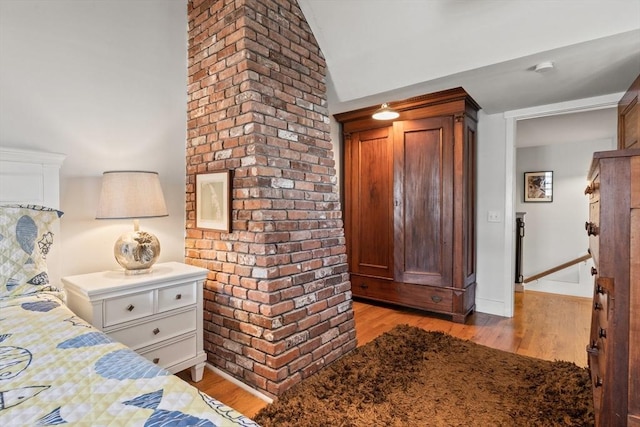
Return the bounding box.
[254,363,288,382]
[188,0,354,399]
[265,347,300,369]
[251,337,286,355]
[266,372,301,396]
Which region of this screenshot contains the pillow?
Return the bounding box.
[0,204,63,298]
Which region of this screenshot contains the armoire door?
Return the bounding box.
[345,127,394,279]
[393,116,454,287]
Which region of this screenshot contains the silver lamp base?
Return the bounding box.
[114,229,160,275]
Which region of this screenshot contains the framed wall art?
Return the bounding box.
[196,171,231,231]
[524,171,553,203]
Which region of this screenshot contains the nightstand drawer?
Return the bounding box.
[141,334,197,369]
[62,262,208,382]
[158,281,197,313]
[104,290,154,327]
[108,309,196,350]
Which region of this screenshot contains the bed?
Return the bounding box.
[0,147,259,426]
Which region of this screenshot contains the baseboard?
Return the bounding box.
[475,297,507,317]
[205,363,273,404]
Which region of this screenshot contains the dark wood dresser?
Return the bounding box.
[585,148,640,426]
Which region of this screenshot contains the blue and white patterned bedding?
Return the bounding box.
[0,291,260,426]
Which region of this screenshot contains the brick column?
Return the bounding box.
[186,0,356,397]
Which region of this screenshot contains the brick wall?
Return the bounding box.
[186,0,356,397]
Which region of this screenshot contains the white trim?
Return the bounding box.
[475,297,506,317]
[504,92,623,120]
[502,116,516,317]
[0,146,66,166]
[205,363,273,404]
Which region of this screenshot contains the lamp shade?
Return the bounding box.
[96,171,168,275]
[96,171,168,220]
[372,103,400,120]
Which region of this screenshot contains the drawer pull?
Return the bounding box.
[596,285,605,295]
[594,376,603,388]
[175,294,182,300]
[126,304,135,312]
[586,342,599,356]
[584,182,598,195]
[360,283,369,289]
[431,295,443,303]
[153,328,160,335]
[594,302,603,311]
[585,222,598,236]
[591,267,597,276]
[599,328,607,339]
[153,358,160,364]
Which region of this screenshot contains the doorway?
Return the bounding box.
[502,92,622,316]
[514,110,616,298]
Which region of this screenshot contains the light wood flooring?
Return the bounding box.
[178,290,592,419]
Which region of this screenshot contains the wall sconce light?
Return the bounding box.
[96,171,168,275]
[372,103,400,120]
[534,61,554,73]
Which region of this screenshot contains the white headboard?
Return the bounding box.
[0,146,66,287]
[0,147,66,208]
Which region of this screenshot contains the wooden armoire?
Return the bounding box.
[335,88,479,323]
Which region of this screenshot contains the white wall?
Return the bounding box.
[0,0,188,277]
[475,111,512,315]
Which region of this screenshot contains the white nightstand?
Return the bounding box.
[62,261,209,382]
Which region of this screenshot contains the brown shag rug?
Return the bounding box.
[254,325,593,427]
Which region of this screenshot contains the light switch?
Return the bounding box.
[488,211,501,223]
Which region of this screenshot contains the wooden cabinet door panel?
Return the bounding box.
[346,127,394,278]
[393,117,453,286]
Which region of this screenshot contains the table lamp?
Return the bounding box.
[96,171,168,275]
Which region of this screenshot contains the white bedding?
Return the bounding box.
[0,291,260,426]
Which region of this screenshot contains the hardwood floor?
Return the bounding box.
[178,290,592,419]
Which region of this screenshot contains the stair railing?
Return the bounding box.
[522,253,592,284]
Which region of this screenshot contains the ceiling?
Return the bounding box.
[297,0,640,115]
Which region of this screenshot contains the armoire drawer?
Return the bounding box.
[351,275,394,300]
[351,275,453,313]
